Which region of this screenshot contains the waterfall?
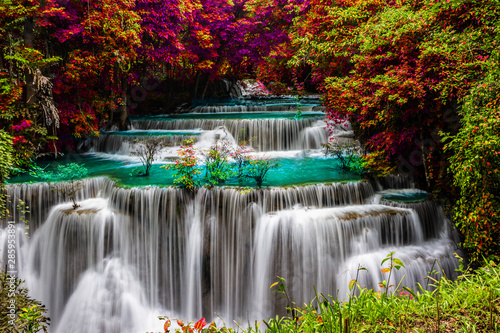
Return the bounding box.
[54,258,157,333]
[25,199,115,322]
[1,97,461,333]
[1,178,460,332]
[90,132,202,154]
[296,120,328,149]
[131,118,323,151]
[4,178,114,231]
[250,205,425,316]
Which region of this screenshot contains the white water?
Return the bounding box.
[2,180,460,332]
[130,117,325,151]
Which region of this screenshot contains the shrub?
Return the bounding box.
[0,130,13,220]
[0,270,50,333]
[163,139,200,191]
[203,139,235,186]
[442,78,500,265]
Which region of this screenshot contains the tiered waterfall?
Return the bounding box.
[1,97,461,333]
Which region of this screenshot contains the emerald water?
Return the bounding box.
[381,190,429,203]
[7,154,361,187]
[1,96,461,333]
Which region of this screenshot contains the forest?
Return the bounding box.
[1,0,499,332]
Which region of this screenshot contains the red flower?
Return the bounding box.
[164,319,171,332]
[193,317,206,330]
[12,136,28,145]
[10,119,33,132]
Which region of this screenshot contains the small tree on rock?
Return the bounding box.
[130,137,164,176]
[323,138,366,175]
[244,157,279,188]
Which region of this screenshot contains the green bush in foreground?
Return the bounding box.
[159,256,500,332]
[0,271,50,333]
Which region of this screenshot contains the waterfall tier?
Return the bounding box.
[2,179,460,332]
[130,117,324,151]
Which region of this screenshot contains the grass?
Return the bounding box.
[162,257,500,333]
[261,258,500,333]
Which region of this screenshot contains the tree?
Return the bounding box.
[230,140,253,182]
[47,0,142,137]
[323,138,359,170]
[130,137,164,176]
[0,0,61,167]
[282,0,498,190]
[244,156,279,188]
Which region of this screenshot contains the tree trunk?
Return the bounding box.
[420,131,431,190]
[108,105,114,130]
[119,77,128,131]
[24,18,36,105]
[201,74,210,100]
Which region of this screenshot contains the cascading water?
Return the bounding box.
[1,97,461,333]
[130,116,324,151]
[90,130,203,154]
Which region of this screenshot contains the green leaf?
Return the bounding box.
[393,258,405,268]
[381,257,391,265]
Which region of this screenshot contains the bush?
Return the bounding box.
[0,130,13,184]
[163,139,201,191]
[0,130,13,220]
[203,139,235,186]
[443,77,500,265]
[158,256,500,332]
[0,270,50,333]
